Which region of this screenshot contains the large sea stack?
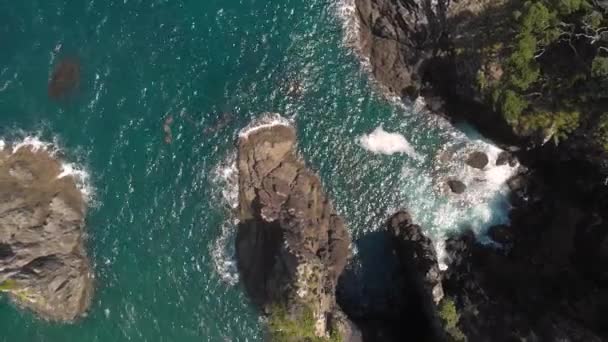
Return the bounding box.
[235,114,358,341]
[0,144,93,322]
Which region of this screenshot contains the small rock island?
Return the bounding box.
[0,144,93,322]
[235,115,358,341]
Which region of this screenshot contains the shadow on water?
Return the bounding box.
[337,230,443,342]
[235,217,285,311]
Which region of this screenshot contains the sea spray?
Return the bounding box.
[2,135,94,203]
[209,152,240,285]
[238,113,293,140]
[359,126,422,160]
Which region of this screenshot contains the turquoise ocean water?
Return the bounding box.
[0,1,514,341]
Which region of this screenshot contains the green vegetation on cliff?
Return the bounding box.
[438,297,467,342]
[267,304,341,342]
[484,0,608,146]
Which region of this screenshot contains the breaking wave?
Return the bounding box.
[1,135,94,203]
[359,126,422,160]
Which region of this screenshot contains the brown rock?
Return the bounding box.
[447,179,466,194]
[0,145,93,322]
[235,114,357,340]
[466,151,489,169]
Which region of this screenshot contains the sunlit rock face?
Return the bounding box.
[235,114,359,340]
[0,144,93,322]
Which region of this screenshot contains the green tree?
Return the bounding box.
[592,56,608,77]
[501,90,529,123]
[522,2,554,33]
[438,298,467,342]
[553,0,589,15]
[594,113,608,150]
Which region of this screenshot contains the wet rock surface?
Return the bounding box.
[235,115,358,340]
[465,151,488,170]
[0,145,93,322]
[353,0,520,144]
[447,179,466,194]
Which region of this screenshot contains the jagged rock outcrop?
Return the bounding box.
[388,211,444,305]
[235,115,358,341]
[0,145,93,322]
[465,151,488,170]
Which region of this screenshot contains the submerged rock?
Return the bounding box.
[48,58,80,100]
[487,224,513,245]
[0,145,93,322]
[235,114,358,341]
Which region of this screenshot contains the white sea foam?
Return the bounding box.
[3,135,94,203]
[212,153,239,210]
[11,136,54,154]
[359,126,422,159]
[334,0,363,54]
[57,162,93,201]
[209,153,240,285]
[210,216,240,286]
[238,113,292,139]
[436,135,519,208]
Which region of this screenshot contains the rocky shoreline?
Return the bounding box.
[0,144,93,322]
[347,0,608,341]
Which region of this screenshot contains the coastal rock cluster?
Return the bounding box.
[0,144,93,322]
[350,0,608,341]
[235,115,358,340]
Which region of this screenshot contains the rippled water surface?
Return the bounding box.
[0,0,514,341]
